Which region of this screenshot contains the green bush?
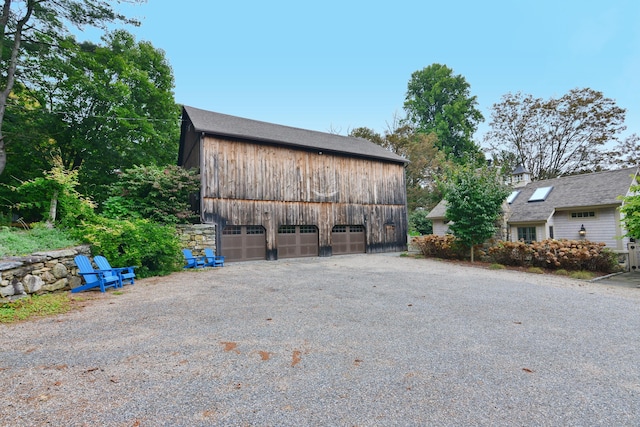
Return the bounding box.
[409,209,433,236]
[77,217,183,277]
[102,165,200,224]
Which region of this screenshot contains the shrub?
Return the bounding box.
[487,241,535,267]
[77,217,183,277]
[488,263,506,270]
[409,209,432,236]
[103,165,200,224]
[527,267,544,274]
[487,239,618,273]
[555,269,569,276]
[412,234,467,259]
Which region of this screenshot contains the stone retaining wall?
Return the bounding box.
[177,224,217,257]
[0,245,91,301]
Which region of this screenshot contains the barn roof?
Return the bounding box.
[182,105,407,164]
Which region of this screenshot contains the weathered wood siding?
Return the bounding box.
[201,136,408,258]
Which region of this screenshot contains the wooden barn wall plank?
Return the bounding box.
[202,136,407,205]
[200,136,408,256]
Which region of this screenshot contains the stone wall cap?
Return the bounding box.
[32,248,81,258]
[0,261,24,271]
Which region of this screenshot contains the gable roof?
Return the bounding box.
[182,105,407,164]
[508,167,638,223]
[426,167,638,222]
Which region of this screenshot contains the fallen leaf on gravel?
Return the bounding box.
[291,350,302,367]
[513,321,522,324]
[354,359,363,366]
[53,381,62,386]
[258,351,271,361]
[221,341,240,354]
[25,348,36,354]
[86,367,100,372]
[110,377,119,383]
[522,368,534,373]
[132,420,141,426]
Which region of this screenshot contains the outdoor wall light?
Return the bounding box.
[579,224,586,237]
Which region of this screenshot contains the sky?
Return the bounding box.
[79,0,640,147]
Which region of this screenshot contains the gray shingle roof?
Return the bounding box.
[426,167,638,221]
[183,105,407,164]
[507,167,638,223]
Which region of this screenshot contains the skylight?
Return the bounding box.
[528,186,553,202]
[507,190,520,204]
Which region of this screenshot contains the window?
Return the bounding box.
[222,226,241,235]
[549,226,554,239]
[528,186,553,202]
[246,226,265,235]
[571,211,595,218]
[299,225,317,234]
[278,225,296,234]
[517,227,537,243]
[507,190,520,204]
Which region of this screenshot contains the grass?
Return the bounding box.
[526,267,545,274]
[569,270,594,280]
[488,263,506,270]
[0,293,73,323]
[0,225,79,257]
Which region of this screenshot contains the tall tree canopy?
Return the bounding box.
[1,30,180,204]
[485,89,627,180]
[350,123,451,211]
[403,63,484,162]
[0,0,145,177]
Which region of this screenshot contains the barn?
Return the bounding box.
[178,106,408,262]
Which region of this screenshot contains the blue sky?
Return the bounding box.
[80,0,640,146]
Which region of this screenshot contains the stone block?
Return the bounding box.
[42,278,68,292]
[40,271,56,283]
[68,276,82,289]
[52,263,68,279]
[0,284,15,297]
[23,274,43,294]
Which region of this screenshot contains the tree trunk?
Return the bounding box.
[46,190,58,228]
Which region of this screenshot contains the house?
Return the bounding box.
[427,167,639,251]
[178,106,409,262]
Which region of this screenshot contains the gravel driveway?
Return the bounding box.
[1,253,639,426]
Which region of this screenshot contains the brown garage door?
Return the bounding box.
[221,225,266,262]
[278,225,319,258]
[332,225,365,255]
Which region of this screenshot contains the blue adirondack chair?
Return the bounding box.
[203,248,225,267]
[182,249,205,268]
[72,255,121,293]
[94,255,136,286]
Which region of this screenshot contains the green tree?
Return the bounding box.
[350,123,452,211]
[0,0,144,176]
[620,176,640,239]
[485,89,626,180]
[28,31,180,202]
[403,63,484,161]
[102,165,200,224]
[441,165,510,262]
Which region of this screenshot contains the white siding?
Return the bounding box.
[431,219,449,236]
[552,207,623,248]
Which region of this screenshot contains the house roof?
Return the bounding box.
[426,167,638,222]
[508,167,638,223]
[182,105,407,164]
[426,199,447,219]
